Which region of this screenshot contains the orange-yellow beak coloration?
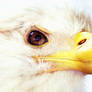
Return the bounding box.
[33,32,92,74]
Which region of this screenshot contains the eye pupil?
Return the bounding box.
[35,35,41,42]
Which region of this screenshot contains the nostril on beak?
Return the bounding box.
[78,39,87,45]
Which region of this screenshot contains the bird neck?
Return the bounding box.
[31,71,85,92]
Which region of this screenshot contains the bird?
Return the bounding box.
[0,0,92,92]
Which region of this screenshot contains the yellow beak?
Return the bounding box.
[33,32,92,74]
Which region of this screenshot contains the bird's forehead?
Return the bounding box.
[0,0,90,36]
[23,9,84,36]
[0,7,83,36]
[0,0,91,42]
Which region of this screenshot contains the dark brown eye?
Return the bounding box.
[27,30,48,46]
[78,39,87,45]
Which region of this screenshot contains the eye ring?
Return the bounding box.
[25,27,49,47]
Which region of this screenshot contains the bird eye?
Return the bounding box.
[27,30,48,46]
[78,39,87,45]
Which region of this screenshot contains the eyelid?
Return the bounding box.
[25,25,50,40]
[31,25,51,35]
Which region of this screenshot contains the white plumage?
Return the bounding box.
[0,0,92,92]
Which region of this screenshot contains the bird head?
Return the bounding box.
[0,0,92,91]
